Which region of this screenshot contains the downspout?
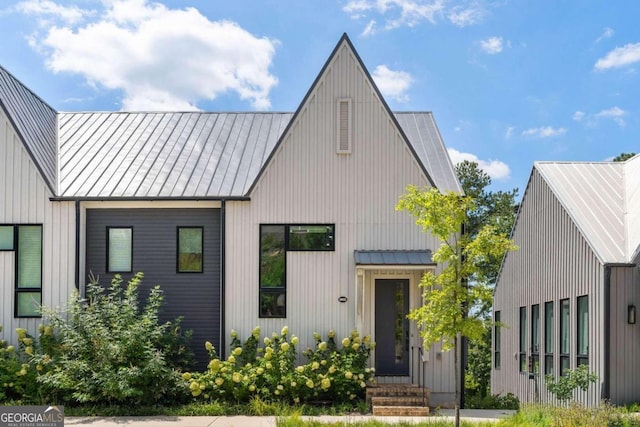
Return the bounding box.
[220,199,226,358]
[603,265,611,400]
[75,200,80,290]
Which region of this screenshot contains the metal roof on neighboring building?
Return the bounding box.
[354,250,434,266]
[535,160,630,264]
[56,111,460,199]
[0,66,58,194]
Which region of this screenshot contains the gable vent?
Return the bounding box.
[337,98,352,154]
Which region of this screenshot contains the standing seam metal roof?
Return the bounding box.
[55,111,458,199]
[534,160,633,264]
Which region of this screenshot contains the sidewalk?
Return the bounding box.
[64,409,516,426]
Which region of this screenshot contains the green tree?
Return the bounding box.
[456,161,518,399]
[613,152,636,162]
[396,186,517,427]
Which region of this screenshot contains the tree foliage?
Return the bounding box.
[397,186,517,350]
[612,152,636,162]
[455,161,519,399]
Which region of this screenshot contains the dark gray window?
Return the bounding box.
[531,304,540,374]
[519,306,527,372]
[577,295,588,366]
[177,227,203,273]
[0,225,14,250]
[15,225,42,317]
[494,311,501,369]
[107,227,133,273]
[560,298,570,375]
[544,301,554,375]
[259,224,335,318]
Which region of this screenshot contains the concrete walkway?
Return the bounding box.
[65,409,516,426]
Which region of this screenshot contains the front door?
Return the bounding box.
[375,279,410,375]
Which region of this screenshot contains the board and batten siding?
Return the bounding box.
[609,264,640,404]
[84,207,221,367]
[492,168,604,406]
[0,108,75,342]
[225,41,455,393]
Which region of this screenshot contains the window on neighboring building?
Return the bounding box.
[107,227,133,273]
[177,227,203,273]
[577,295,588,366]
[544,301,554,375]
[259,224,335,318]
[15,225,43,317]
[560,298,570,375]
[531,304,540,374]
[519,306,527,372]
[0,225,14,250]
[494,311,501,369]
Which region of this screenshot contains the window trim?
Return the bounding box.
[577,295,589,366]
[494,311,501,370]
[544,301,554,376]
[0,224,15,251]
[106,226,133,273]
[519,306,527,373]
[176,226,204,273]
[560,298,570,375]
[14,224,43,318]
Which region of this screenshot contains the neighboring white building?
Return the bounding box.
[0,34,461,404]
[492,155,640,406]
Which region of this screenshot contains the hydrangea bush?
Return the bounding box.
[184,327,375,404]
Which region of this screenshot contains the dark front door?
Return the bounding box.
[375,278,410,375]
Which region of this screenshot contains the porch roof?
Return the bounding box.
[354,250,434,266]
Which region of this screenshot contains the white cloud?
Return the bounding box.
[572,111,585,121]
[362,19,377,36]
[595,27,614,43]
[344,0,472,31]
[595,42,640,70]
[371,65,413,102]
[447,148,511,181]
[15,0,87,24]
[521,126,567,138]
[595,106,626,126]
[504,126,515,139]
[479,36,503,54]
[573,107,626,126]
[23,0,279,111]
[448,3,485,27]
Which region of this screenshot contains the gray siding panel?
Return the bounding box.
[493,168,604,406]
[86,208,221,368]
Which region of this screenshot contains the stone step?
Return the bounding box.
[372,405,430,416]
[371,396,427,407]
[366,384,430,404]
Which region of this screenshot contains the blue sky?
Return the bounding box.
[0,0,639,196]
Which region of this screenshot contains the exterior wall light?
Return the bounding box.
[628,305,636,324]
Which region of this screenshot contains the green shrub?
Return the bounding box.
[465,392,519,410]
[3,273,193,406]
[545,364,598,403]
[185,327,375,404]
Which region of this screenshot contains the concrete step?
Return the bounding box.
[372,405,431,416]
[371,396,426,407]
